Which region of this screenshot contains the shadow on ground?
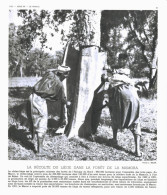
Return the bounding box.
[88,135,135,156]
[8,125,36,152]
[141,128,157,134]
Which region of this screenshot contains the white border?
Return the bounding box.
[1,0,167,195]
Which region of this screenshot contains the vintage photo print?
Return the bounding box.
[8,9,157,161]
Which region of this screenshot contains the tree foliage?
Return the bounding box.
[9,10,101,77]
[101,10,158,80]
[24,48,61,77]
[16,10,100,49]
[9,9,158,86]
[9,22,63,77]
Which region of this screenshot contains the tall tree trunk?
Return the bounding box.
[20,66,23,77]
[65,11,107,138]
[149,42,158,89]
[19,58,23,77]
[127,12,158,90]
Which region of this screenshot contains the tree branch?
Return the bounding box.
[127,14,150,66]
[143,28,152,50]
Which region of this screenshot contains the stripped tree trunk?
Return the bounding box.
[65,11,107,138]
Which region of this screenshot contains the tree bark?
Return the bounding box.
[127,12,157,89]
[149,42,158,89]
[19,58,23,77]
[65,47,106,137]
[64,11,107,138]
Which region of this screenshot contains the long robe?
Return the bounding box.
[108,84,140,130]
[29,72,66,134]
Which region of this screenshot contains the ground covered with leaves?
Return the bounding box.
[8,77,157,161]
[8,98,157,161]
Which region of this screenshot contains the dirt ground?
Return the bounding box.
[8,95,157,161]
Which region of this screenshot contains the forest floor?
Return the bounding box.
[8,77,157,161]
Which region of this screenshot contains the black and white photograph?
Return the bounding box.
[8,9,158,161]
[2,0,167,194]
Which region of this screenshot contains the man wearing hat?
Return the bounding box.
[101,53,142,157]
[29,65,71,156]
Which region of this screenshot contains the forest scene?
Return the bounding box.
[8,10,157,160]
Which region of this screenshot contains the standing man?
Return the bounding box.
[101,53,142,157]
[29,65,71,156]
